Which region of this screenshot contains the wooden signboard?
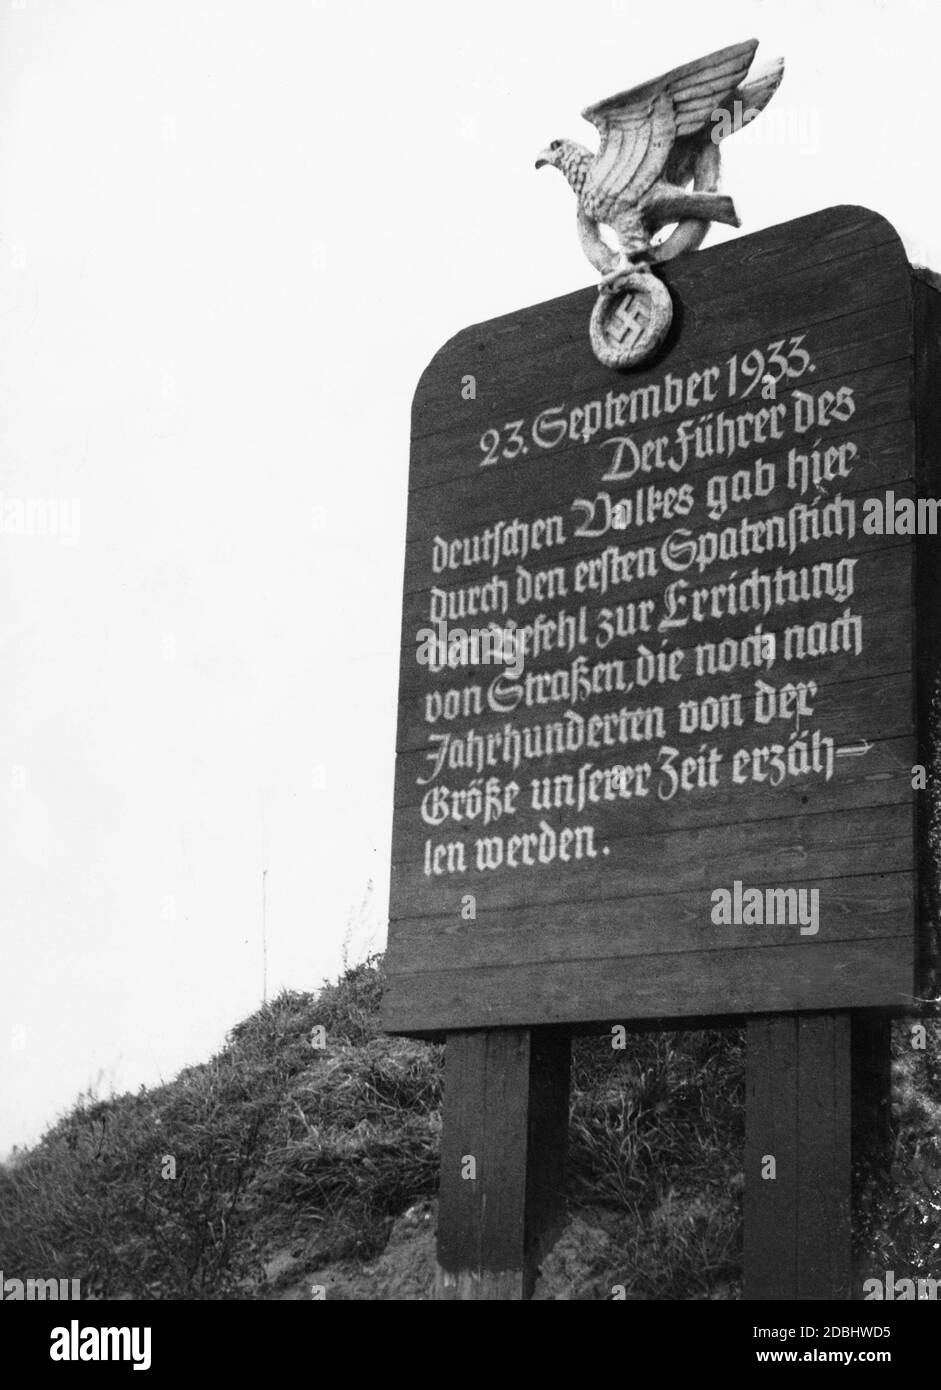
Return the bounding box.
[385,206,939,1038]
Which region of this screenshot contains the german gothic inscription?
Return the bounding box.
[385,208,924,1034]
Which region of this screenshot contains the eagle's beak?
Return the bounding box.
[535,149,553,170]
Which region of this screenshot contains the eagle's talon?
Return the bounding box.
[599,272,628,295]
[599,259,650,294]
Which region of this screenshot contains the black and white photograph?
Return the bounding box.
[1,0,941,1362]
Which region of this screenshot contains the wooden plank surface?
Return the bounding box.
[913,274,941,1001]
[393,801,913,914]
[435,1027,570,1300]
[386,873,912,974]
[399,477,915,653]
[744,1013,852,1300]
[387,939,913,1033]
[405,411,915,549]
[408,325,912,500]
[393,596,914,751]
[385,206,924,1036]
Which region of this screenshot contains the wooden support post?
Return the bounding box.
[744,1011,898,1301]
[745,1012,853,1300]
[435,1026,570,1300]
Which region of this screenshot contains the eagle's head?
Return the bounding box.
[534,138,567,171]
[535,139,592,198]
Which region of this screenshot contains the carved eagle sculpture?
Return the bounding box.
[536,39,784,284]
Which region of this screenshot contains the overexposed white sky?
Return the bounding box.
[1,0,938,1154]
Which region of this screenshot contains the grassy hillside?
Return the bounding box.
[1,955,939,1300]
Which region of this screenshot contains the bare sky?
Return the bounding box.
[0,0,937,1153]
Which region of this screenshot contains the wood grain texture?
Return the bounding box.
[385,206,926,1036]
[393,801,913,916]
[407,326,912,507]
[388,939,913,1033]
[398,479,915,654]
[435,1027,570,1300]
[744,1013,852,1300]
[394,611,913,753]
[913,273,941,1001]
[386,874,912,975]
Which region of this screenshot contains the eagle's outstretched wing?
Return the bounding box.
[665,55,785,185]
[580,39,759,217]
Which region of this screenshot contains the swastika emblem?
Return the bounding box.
[608,293,650,350]
[589,269,673,370]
